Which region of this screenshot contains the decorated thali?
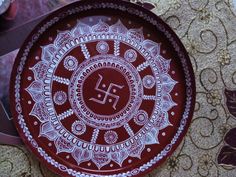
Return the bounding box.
[10,0,195,176]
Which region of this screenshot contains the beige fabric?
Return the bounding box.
[1,0,236,176]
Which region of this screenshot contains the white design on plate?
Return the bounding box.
[114,40,120,56]
[104,130,118,144]
[143,75,155,89]
[134,110,148,126]
[124,49,137,62]
[71,120,86,135]
[96,41,109,54]
[23,19,178,170]
[89,74,124,110]
[80,43,90,59]
[91,129,99,144]
[63,56,78,71]
[53,91,67,105]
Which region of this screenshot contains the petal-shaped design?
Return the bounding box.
[30,61,48,80]
[110,20,128,34]
[155,56,171,73]
[153,112,172,130]
[30,102,50,122]
[110,150,129,167]
[54,31,73,48]
[161,74,177,84]
[92,20,109,33]
[39,121,58,141]
[92,152,111,169]
[72,21,92,37]
[144,127,159,145]
[128,140,145,159]
[26,81,43,102]
[142,39,161,57]
[41,44,57,63]
[161,74,177,94]
[54,136,75,154]
[161,82,176,94]
[72,148,92,165]
[161,94,177,111]
[225,89,236,118]
[127,27,144,43]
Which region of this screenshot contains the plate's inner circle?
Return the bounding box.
[69,55,143,130]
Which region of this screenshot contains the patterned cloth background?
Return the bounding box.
[1,0,236,176]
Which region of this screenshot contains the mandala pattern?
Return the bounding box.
[11,2,196,175]
[104,131,118,144]
[142,75,155,89]
[96,41,109,54]
[69,55,143,130]
[22,19,177,170]
[71,120,86,135]
[63,56,78,71]
[134,110,148,126]
[10,0,236,176]
[53,91,67,105]
[124,49,137,62]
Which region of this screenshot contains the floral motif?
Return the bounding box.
[206,90,222,106]
[198,154,213,170]
[218,49,231,66]
[63,56,78,71]
[134,110,148,125]
[169,0,181,10]
[167,156,179,172]
[124,49,137,62]
[96,41,109,54]
[142,75,155,89]
[184,38,200,56]
[104,131,118,144]
[218,124,231,136]
[71,120,86,135]
[53,91,67,105]
[198,8,212,24]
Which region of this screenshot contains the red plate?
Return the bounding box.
[10,0,195,176]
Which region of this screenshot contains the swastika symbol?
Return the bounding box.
[89,74,124,110]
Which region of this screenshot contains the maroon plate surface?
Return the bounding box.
[10,0,195,176]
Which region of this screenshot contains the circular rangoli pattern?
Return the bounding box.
[10,1,195,177]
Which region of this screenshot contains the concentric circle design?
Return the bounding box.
[53,91,67,105]
[71,120,86,135]
[124,49,137,62]
[63,56,78,71]
[10,1,195,177]
[96,41,109,54]
[143,75,155,89]
[134,110,148,126]
[104,130,118,144]
[69,55,143,130]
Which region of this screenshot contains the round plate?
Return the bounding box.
[10,0,196,176]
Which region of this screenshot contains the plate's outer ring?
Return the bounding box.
[9,0,196,176]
